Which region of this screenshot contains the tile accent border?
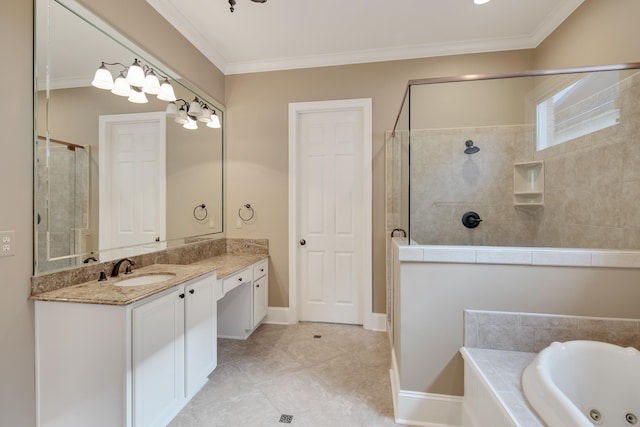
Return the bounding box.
[464,309,640,352]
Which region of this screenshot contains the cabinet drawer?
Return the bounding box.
[222,267,251,295]
[253,260,268,280]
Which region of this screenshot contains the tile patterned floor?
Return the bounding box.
[169,322,408,427]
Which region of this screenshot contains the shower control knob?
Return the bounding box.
[462,211,483,229]
[300,239,306,246]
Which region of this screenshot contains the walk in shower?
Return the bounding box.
[387,63,640,249]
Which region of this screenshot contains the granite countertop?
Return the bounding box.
[29,253,268,306]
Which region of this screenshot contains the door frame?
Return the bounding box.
[288,98,374,330]
[99,112,167,258]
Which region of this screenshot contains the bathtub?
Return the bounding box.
[522,341,640,427]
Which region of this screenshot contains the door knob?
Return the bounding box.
[299,239,306,246]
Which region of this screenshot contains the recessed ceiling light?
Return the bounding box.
[474,0,491,4]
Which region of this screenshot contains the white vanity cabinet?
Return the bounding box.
[132,287,185,427]
[217,258,269,339]
[252,260,268,328]
[35,271,217,427]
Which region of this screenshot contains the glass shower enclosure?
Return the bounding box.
[387,63,640,250]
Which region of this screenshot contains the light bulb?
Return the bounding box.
[142,69,161,95]
[207,111,221,128]
[183,116,198,130]
[175,107,188,125]
[125,59,146,88]
[111,72,130,97]
[157,78,177,102]
[165,102,178,117]
[189,98,202,117]
[198,105,212,123]
[91,63,114,90]
[128,87,148,104]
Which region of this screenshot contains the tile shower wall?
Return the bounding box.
[409,125,536,246]
[405,71,640,249]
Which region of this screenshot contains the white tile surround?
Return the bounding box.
[398,243,640,268]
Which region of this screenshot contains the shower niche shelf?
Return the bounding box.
[513,161,544,211]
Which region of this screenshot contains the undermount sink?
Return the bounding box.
[114,273,176,287]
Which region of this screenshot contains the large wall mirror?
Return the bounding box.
[34,0,225,274]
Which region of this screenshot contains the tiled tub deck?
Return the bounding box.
[461,310,640,427]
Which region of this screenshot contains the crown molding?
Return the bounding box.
[147,0,584,76]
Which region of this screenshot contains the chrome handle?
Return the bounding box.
[300,239,306,246]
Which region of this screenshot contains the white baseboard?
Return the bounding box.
[264,306,297,325]
[367,312,388,332]
[265,306,387,332]
[390,348,463,427]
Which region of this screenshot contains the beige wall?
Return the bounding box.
[0,2,36,426]
[225,50,535,311]
[535,0,640,69]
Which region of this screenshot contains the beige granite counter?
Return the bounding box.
[29,253,268,306]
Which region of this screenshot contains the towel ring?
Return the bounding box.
[238,203,255,222]
[193,203,208,221]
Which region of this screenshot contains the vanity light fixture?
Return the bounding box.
[474,0,491,4]
[165,98,221,130]
[91,59,177,103]
[92,61,218,128]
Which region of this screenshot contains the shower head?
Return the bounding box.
[464,139,480,154]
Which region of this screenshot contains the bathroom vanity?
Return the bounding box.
[32,252,269,427]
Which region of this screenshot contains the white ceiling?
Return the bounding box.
[147,0,584,75]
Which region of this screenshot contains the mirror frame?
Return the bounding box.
[33,0,226,275]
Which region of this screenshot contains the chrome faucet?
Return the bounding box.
[111,258,135,278]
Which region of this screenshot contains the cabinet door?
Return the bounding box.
[185,276,217,399]
[132,288,185,427]
[253,275,268,328]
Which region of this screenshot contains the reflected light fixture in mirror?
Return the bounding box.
[91,58,177,102]
[166,98,222,129]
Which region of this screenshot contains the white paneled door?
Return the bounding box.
[290,99,372,325]
[99,112,166,260]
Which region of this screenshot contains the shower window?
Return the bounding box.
[536,71,621,151]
